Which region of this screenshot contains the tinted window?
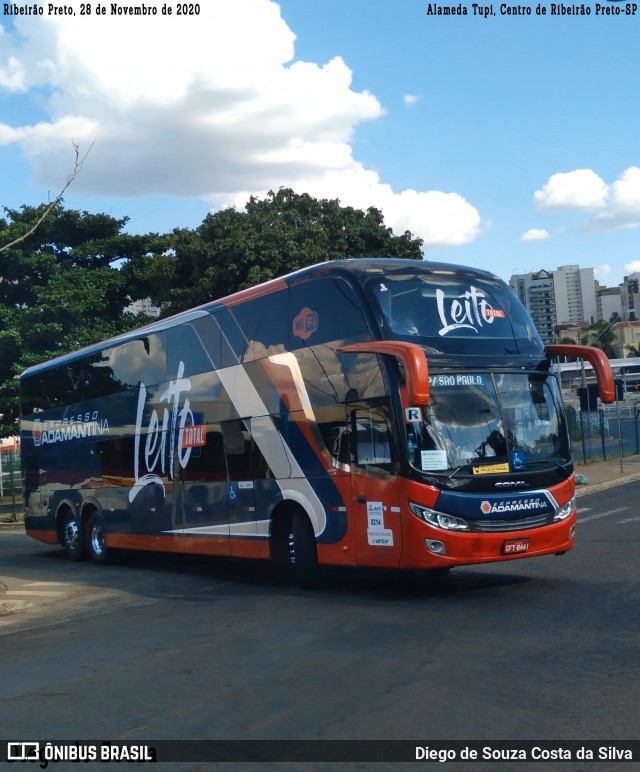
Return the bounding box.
[350,400,396,474]
[83,348,127,400]
[289,277,371,349]
[83,336,166,400]
[365,272,544,356]
[117,336,166,388]
[217,308,248,368]
[222,419,270,481]
[166,324,213,380]
[229,291,288,362]
[21,364,81,414]
[21,334,168,414]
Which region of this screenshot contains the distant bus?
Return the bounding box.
[20,258,614,582]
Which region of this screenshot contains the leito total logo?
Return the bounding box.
[293,307,319,341]
[32,419,42,447]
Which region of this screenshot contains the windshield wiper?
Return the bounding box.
[446,465,469,480]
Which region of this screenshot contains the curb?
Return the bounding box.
[0,521,24,530]
[576,471,640,496]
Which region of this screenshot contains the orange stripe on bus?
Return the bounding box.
[24,528,58,545]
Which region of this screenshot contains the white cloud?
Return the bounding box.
[588,167,640,232]
[533,167,640,233]
[624,261,640,274]
[594,263,612,280]
[534,169,607,211]
[0,0,481,247]
[225,165,481,246]
[520,228,549,242]
[403,94,420,105]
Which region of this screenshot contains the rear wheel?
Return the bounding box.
[60,509,85,561]
[86,511,113,564]
[288,511,320,587]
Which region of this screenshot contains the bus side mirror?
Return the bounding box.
[546,343,615,404]
[338,341,430,405]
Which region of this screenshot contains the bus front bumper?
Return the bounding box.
[400,511,577,570]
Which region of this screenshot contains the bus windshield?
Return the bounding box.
[365,272,543,356]
[405,372,570,475]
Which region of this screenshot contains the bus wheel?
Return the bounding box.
[60,509,86,561]
[288,511,319,587]
[86,512,112,565]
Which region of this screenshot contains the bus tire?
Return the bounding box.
[289,511,320,587]
[86,511,113,565]
[60,509,86,561]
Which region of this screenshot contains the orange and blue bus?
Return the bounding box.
[20,258,614,582]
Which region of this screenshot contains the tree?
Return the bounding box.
[159,189,424,313]
[584,319,617,359]
[0,203,169,435]
[0,141,91,256]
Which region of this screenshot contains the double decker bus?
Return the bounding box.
[20,258,614,582]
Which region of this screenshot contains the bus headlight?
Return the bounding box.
[553,495,576,522]
[409,502,470,532]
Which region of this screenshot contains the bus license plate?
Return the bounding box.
[502,538,530,555]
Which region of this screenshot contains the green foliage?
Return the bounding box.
[162,188,423,313]
[586,319,617,359]
[0,202,169,435]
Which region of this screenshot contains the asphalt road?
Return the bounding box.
[0,482,638,771]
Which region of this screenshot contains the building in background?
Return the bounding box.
[620,274,640,321]
[510,264,625,344]
[552,265,597,326]
[611,321,640,358]
[509,269,557,344]
[596,284,622,323]
[125,297,161,318]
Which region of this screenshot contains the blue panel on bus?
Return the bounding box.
[435,488,557,521]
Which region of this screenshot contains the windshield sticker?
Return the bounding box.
[428,374,484,387]
[405,407,422,422]
[367,501,394,547]
[473,463,510,475]
[421,449,448,471]
[436,286,506,337]
[511,451,526,471]
[293,307,319,341]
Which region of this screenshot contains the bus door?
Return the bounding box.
[348,400,403,568]
[221,417,290,558]
[221,419,258,547]
[181,422,230,555]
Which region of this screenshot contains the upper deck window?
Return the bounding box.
[365,271,543,356]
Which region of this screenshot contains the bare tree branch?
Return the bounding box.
[0,140,94,255]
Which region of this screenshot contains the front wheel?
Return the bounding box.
[86,512,114,564]
[61,509,85,561]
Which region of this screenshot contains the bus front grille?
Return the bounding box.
[471,512,552,532]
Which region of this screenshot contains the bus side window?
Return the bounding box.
[288,276,371,350]
[350,402,395,471]
[222,419,271,481]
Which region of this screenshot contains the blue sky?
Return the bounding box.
[1,0,638,286]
